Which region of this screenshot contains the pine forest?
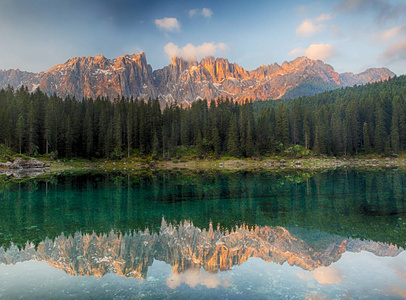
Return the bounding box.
[1,75,406,160]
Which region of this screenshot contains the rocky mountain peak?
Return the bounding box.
[0,53,396,104]
[93,54,108,66]
[115,52,147,64]
[0,221,402,278]
[339,67,395,86]
[281,56,310,70]
[131,52,146,61]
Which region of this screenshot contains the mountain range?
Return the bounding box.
[0,53,395,104]
[0,220,402,278]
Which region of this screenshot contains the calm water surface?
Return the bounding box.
[0,169,405,299]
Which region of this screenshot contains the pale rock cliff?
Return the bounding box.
[0,220,402,279]
[0,53,396,104]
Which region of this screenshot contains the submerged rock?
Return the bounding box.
[0,161,12,168]
[9,157,23,169]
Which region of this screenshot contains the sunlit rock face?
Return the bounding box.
[0,219,402,279]
[0,69,35,89]
[0,53,156,101]
[339,68,395,87]
[40,53,156,101]
[0,53,395,104]
[154,56,394,103]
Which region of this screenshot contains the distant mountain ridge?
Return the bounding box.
[1,220,402,278]
[0,53,395,104]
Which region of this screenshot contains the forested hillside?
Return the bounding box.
[0,75,405,159]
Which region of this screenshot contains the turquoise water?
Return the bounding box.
[0,169,406,299]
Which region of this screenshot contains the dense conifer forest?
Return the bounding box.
[0,75,405,159]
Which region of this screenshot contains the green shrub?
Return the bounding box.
[110,148,124,160]
[284,145,313,158]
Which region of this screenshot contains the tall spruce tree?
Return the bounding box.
[227,115,241,157]
[363,122,372,153]
[275,105,289,149]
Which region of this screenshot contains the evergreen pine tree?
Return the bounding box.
[363,122,372,153]
[212,126,221,156]
[275,105,289,149]
[374,107,386,153]
[16,115,25,154]
[245,120,254,157]
[227,115,241,157]
[65,115,73,158]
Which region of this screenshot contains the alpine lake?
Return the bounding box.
[0,167,406,299]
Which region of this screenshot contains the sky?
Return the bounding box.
[0,0,406,75]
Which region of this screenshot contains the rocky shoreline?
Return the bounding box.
[0,157,50,169]
[0,158,51,178]
[1,156,405,179]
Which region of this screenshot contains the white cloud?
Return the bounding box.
[305,44,335,60]
[202,8,213,18]
[296,12,332,37]
[313,266,343,285]
[374,26,406,41]
[296,266,343,285]
[217,43,228,51]
[166,268,229,289]
[296,19,324,37]
[188,9,198,18]
[336,0,406,23]
[155,17,180,32]
[189,8,213,18]
[316,13,332,22]
[164,42,228,61]
[381,37,406,61]
[289,44,335,61]
[288,47,304,57]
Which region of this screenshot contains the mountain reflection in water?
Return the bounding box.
[0,218,402,278]
[1,169,406,299]
[1,169,406,249]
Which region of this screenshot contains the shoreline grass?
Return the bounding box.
[36,155,406,173]
[2,151,406,176]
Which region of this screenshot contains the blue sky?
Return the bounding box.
[0,0,405,75]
